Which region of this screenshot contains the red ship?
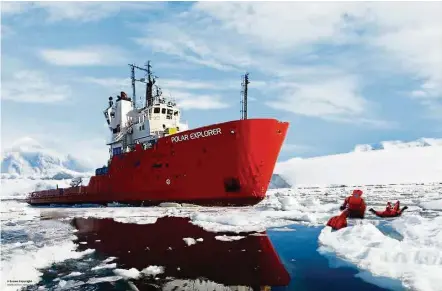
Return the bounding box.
[26,62,289,206]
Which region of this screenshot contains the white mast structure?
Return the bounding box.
[103,61,188,157]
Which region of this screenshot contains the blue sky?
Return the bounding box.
[1,1,441,167]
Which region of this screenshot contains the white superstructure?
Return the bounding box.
[103,62,188,157]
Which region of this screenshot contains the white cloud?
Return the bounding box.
[80,76,240,92]
[78,76,231,110]
[133,2,442,123]
[0,2,32,15]
[1,2,162,23]
[161,78,236,91]
[39,46,127,66]
[194,2,362,51]
[266,76,366,117]
[167,91,229,110]
[79,77,132,91]
[362,2,442,110]
[1,70,71,103]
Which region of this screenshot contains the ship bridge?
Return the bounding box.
[103,61,188,158]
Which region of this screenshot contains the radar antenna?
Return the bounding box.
[128,61,159,109]
[240,72,250,120]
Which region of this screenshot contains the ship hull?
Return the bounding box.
[27,118,289,206]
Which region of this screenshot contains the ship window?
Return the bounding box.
[152,163,162,168]
[167,109,173,115]
[174,111,179,116]
[149,109,152,115]
[162,108,166,114]
[154,107,160,114]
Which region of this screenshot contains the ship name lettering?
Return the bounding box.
[171,128,222,143]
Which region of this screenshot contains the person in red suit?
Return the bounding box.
[340,189,366,218]
[326,209,349,230]
[369,200,408,217]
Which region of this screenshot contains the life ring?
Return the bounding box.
[166,179,171,185]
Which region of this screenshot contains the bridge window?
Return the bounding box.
[154,107,160,114]
[162,108,166,114]
[174,111,179,116]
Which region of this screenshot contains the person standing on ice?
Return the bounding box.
[340,189,366,218]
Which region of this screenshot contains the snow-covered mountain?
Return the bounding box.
[1,138,93,180]
[276,138,442,187]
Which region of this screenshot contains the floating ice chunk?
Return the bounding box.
[87,276,122,284]
[113,268,141,279]
[141,265,164,277]
[103,256,117,263]
[420,199,442,211]
[91,263,117,270]
[215,235,245,242]
[183,238,196,246]
[64,272,82,278]
[318,216,442,291]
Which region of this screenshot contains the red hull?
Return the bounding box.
[27,118,289,206]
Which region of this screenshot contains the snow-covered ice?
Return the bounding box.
[2,183,441,290]
[276,138,442,187]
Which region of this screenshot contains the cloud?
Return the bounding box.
[79,77,132,91]
[1,70,71,103]
[160,78,238,91]
[78,76,231,110]
[132,2,441,124]
[360,2,442,114]
[0,2,32,15]
[1,2,163,23]
[80,76,240,92]
[194,2,362,51]
[39,46,127,66]
[266,76,366,117]
[166,91,229,110]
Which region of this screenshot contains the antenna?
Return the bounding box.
[240,72,250,120]
[128,62,152,109]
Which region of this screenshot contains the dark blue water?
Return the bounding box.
[22,217,405,291]
[268,225,405,291]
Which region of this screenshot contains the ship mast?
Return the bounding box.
[240,72,250,120]
[130,65,136,107]
[128,61,157,109]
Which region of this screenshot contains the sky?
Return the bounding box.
[1,1,442,167]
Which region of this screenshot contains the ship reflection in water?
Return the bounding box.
[71,216,290,291]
